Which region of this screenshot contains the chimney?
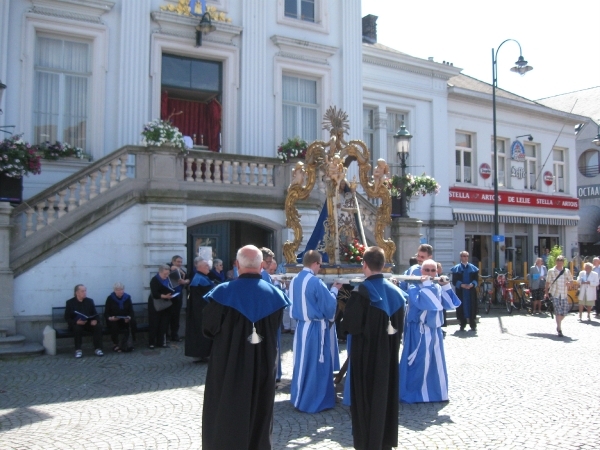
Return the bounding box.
[362,14,378,44]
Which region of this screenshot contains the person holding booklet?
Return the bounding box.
[168,255,190,343]
[64,284,104,358]
[105,282,136,353]
[148,265,178,349]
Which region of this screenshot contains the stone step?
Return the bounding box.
[0,335,45,357]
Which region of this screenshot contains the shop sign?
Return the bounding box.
[449,186,579,210]
[479,163,491,179]
[577,184,600,199]
[543,171,554,186]
[511,140,526,162]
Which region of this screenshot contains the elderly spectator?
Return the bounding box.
[105,282,136,352]
[208,258,226,284]
[64,285,104,358]
[186,257,216,363]
[545,255,574,337]
[528,258,547,314]
[168,255,190,343]
[577,262,599,321]
[148,264,176,349]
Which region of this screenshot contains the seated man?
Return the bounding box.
[65,284,104,358]
[104,282,136,353]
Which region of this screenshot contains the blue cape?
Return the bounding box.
[191,272,213,287]
[361,275,406,316]
[110,292,130,309]
[204,274,290,323]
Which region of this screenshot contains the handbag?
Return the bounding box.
[153,298,172,311]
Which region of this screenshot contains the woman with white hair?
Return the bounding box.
[577,262,598,321]
[186,257,216,362]
[104,282,135,352]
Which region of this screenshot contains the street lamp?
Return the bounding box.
[592,120,600,147]
[492,40,532,279]
[393,123,413,218]
[195,12,216,47]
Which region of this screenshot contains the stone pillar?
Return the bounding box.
[391,216,422,274]
[0,202,16,334]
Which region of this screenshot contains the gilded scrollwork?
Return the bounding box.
[283,107,396,264]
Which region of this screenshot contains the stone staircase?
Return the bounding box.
[0,328,44,357]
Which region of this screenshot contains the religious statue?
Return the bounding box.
[291,161,306,186]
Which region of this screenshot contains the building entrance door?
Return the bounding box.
[187,220,274,276]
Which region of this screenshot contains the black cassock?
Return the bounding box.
[184,273,214,358]
[341,276,405,450]
[201,274,288,450]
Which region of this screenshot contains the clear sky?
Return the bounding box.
[362,0,600,101]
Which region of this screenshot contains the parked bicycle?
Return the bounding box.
[478,275,493,313]
[482,271,512,314]
[512,278,532,313]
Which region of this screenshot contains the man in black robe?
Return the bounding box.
[341,246,405,450]
[201,245,289,450]
[185,256,215,362]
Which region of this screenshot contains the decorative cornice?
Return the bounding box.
[151,11,241,46]
[271,35,338,65]
[29,0,114,24]
[363,54,455,82]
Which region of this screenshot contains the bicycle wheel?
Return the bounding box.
[495,287,503,305]
[478,285,486,304]
[506,292,513,314]
[513,289,523,311]
[484,291,491,314]
[568,294,575,313]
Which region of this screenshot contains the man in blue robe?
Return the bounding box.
[289,250,342,413]
[201,245,289,450]
[399,244,433,291]
[400,259,461,404]
[451,251,479,331]
[342,246,406,450]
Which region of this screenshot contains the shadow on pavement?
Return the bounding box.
[451,330,478,339]
[527,332,577,342]
[399,401,453,431]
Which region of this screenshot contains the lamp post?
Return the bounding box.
[393,123,413,218]
[492,40,532,276]
[195,12,216,47]
[592,120,600,147]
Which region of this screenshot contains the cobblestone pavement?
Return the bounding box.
[1,309,599,449]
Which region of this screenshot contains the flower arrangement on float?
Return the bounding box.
[341,239,366,264]
[277,136,308,163]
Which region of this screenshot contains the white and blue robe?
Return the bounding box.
[289,268,338,413]
[400,280,461,403]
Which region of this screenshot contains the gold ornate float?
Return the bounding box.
[283,107,395,275]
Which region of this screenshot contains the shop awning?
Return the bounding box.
[452,209,579,226]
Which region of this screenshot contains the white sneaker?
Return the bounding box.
[95,349,104,357]
[75,350,83,358]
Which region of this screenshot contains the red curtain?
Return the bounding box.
[161,91,221,152]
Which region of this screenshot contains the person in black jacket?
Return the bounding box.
[148,265,176,349]
[64,284,104,358]
[105,282,136,352]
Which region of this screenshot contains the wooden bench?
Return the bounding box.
[51,302,150,339]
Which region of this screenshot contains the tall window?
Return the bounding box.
[284,0,315,22]
[553,148,565,192]
[363,108,375,167]
[386,112,406,164]
[33,35,91,149]
[456,132,472,183]
[524,143,537,190]
[282,75,317,142]
[491,138,506,187]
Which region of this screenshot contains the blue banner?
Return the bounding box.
[189,0,206,16]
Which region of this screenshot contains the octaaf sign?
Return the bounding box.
[577,184,600,199]
[449,186,579,210]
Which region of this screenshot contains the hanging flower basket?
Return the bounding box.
[385,173,440,202]
[277,136,308,163]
